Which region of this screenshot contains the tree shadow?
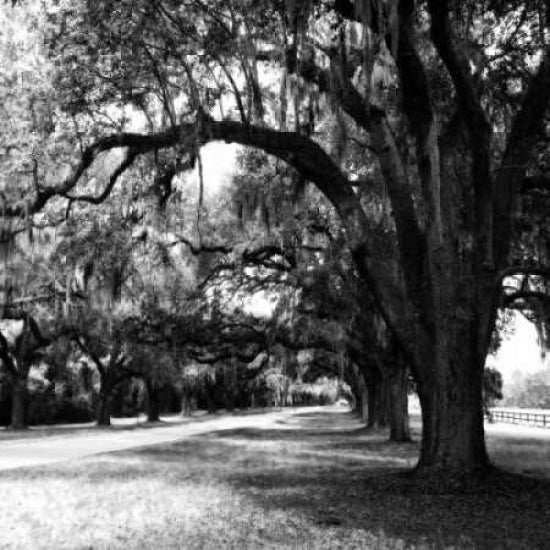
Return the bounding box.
[171,414,550,549]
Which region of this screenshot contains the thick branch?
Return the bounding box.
[427,0,490,140]
[369,107,427,313]
[428,0,493,272]
[2,125,186,217]
[292,55,371,131]
[0,328,18,377]
[494,46,550,268]
[167,234,233,255]
[73,336,105,375]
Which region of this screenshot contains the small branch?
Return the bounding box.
[66,148,138,204]
[521,175,550,194]
[164,234,233,255]
[497,265,550,283]
[73,336,105,376]
[502,290,550,308]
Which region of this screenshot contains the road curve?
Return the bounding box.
[0,407,333,472]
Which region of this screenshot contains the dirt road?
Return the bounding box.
[0,407,326,471]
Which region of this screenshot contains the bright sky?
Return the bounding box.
[185,142,240,199]
[487,312,548,385]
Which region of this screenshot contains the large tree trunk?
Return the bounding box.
[388,362,410,442]
[10,377,28,430]
[415,329,489,473]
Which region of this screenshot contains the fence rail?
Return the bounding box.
[489,408,550,428]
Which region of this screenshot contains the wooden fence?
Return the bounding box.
[489,408,550,428]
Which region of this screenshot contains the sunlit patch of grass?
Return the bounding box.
[0,409,548,549]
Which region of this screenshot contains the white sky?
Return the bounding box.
[487,312,548,385]
[192,142,240,198]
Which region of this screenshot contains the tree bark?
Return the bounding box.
[181,392,193,417]
[415,336,489,472]
[366,369,388,430]
[388,363,410,442]
[96,375,112,426]
[346,362,367,422]
[10,377,28,430]
[146,381,161,423]
[356,371,369,424]
[224,388,236,412]
[205,383,217,414]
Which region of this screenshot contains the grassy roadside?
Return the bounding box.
[0,408,278,443]
[0,408,548,549]
[0,413,192,442]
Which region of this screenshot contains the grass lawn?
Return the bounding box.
[0,415,180,442]
[0,409,548,549]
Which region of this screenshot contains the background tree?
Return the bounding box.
[483,367,504,419]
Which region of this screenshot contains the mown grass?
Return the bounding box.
[0,409,548,549]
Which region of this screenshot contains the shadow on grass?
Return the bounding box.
[149,411,549,550]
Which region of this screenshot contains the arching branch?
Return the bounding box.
[3,112,410,349]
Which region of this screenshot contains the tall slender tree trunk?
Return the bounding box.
[205,383,216,414]
[10,377,27,430]
[224,388,235,412]
[349,363,369,423]
[344,369,358,413]
[357,372,369,424]
[146,381,161,422]
[367,369,388,430]
[96,375,112,426]
[181,392,193,417]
